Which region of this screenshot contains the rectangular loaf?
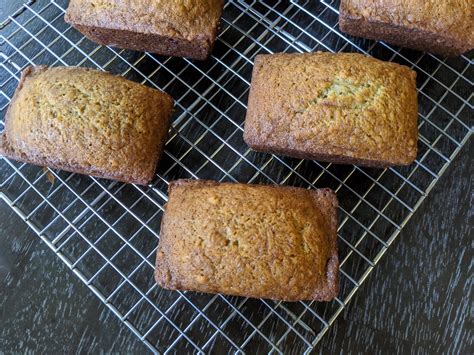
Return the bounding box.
[64,0,225,60]
[243,52,418,167]
[0,66,173,185]
[155,179,339,302]
[339,0,474,57]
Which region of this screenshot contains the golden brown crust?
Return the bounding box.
[64,0,225,60]
[243,52,418,167]
[155,179,339,302]
[339,0,474,56]
[0,66,174,185]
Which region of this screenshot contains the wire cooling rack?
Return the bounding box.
[0,0,472,353]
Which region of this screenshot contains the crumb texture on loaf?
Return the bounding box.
[243,52,418,167]
[0,66,174,184]
[65,0,224,59]
[340,0,474,56]
[155,179,339,302]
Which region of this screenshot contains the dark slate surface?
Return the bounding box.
[0,201,146,353]
[1,139,471,353]
[317,137,473,354]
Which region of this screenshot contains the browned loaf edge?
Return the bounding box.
[339,14,468,57]
[339,1,473,57]
[247,142,396,169]
[0,66,174,185]
[243,52,418,168]
[155,179,339,302]
[67,24,215,61]
[64,1,224,60]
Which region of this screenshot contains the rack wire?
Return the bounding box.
[0,0,472,353]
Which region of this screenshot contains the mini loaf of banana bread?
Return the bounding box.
[65,0,225,60]
[155,179,339,302]
[339,0,474,57]
[0,66,173,185]
[243,52,418,167]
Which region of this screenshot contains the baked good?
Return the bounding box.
[0,66,174,185]
[243,52,418,167]
[339,0,474,57]
[155,179,339,302]
[64,0,225,60]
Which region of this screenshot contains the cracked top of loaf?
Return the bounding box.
[65,0,224,42]
[339,0,474,56]
[0,66,173,184]
[243,52,418,167]
[155,179,339,302]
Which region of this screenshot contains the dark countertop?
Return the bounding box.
[1,139,471,353]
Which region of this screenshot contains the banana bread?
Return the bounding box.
[339,0,474,57]
[155,179,339,302]
[64,0,225,60]
[243,52,418,167]
[0,66,174,185]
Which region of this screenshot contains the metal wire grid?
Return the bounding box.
[0,0,472,352]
